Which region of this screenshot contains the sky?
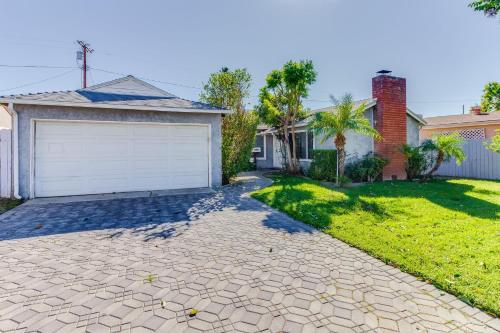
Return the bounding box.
[0,0,498,117]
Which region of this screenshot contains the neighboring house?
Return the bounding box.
[421,106,500,141]
[255,73,426,180]
[0,75,228,199]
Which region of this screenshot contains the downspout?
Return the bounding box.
[6,103,21,199]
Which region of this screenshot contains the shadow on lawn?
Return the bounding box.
[257,176,499,223]
[0,175,313,241]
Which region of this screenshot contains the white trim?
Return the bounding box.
[423,121,500,129]
[6,103,21,199]
[0,99,231,114]
[255,133,267,160]
[29,119,212,199]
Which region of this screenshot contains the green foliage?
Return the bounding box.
[200,68,258,184]
[480,82,500,112]
[469,0,500,17]
[308,149,337,182]
[337,175,352,187]
[144,274,156,284]
[252,175,500,315]
[484,129,500,153]
[0,198,22,214]
[309,94,381,180]
[401,144,432,180]
[257,60,317,173]
[422,133,466,180]
[345,154,388,183]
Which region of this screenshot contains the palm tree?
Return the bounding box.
[309,94,381,184]
[421,133,466,181]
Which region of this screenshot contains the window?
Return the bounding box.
[289,131,314,160]
[307,131,314,159]
[255,135,265,158]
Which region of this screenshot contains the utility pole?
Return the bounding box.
[77,40,94,88]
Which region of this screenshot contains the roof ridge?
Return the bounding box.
[79,75,175,98]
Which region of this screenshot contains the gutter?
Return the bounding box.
[5,103,21,199]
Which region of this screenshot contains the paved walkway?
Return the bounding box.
[0,173,497,333]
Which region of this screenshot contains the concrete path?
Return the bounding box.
[0,172,497,333]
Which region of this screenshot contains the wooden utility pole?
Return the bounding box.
[77,40,94,88]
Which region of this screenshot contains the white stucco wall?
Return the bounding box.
[313,107,375,160]
[406,115,421,146]
[0,106,12,129]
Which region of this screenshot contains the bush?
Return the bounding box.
[221,110,259,184]
[401,144,431,180]
[307,150,337,182]
[345,154,387,183]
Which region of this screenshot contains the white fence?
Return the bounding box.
[436,139,500,180]
[0,129,12,197]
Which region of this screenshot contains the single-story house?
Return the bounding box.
[0,75,228,199]
[421,106,500,141]
[255,73,426,180]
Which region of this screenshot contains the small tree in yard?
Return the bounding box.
[484,130,500,153]
[421,133,466,181]
[309,94,380,184]
[401,144,433,180]
[200,67,258,184]
[256,60,317,174]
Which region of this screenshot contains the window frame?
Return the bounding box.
[255,134,267,160]
[289,129,314,162]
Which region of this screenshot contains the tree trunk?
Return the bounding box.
[423,150,443,181]
[289,119,299,174]
[282,123,295,173]
[334,134,346,179]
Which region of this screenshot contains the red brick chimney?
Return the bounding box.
[372,73,407,180]
[470,106,481,115]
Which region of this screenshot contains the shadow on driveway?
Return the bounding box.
[0,173,313,241]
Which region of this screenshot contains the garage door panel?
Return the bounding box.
[35,121,210,197]
[86,123,129,137]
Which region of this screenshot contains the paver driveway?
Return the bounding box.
[0,173,498,333]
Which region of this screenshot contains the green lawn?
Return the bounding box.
[251,175,500,316]
[0,198,22,215]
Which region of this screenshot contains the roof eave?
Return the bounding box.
[0,99,231,114]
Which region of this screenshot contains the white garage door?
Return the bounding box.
[34,121,210,197]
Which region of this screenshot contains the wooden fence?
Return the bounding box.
[436,139,500,180]
[0,129,12,197]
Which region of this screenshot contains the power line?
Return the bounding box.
[0,69,78,93]
[0,64,79,69]
[89,67,202,90]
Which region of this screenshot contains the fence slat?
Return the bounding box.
[436,139,499,180]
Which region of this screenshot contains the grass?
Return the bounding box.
[0,198,22,215]
[251,175,500,316]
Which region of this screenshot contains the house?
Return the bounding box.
[421,106,500,141]
[255,73,426,180]
[0,75,229,199]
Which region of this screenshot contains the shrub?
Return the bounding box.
[401,144,430,180]
[345,154,387,183]
[307,149,337,182]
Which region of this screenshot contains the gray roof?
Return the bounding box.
[258,97,425,133]
[0,75,228,114]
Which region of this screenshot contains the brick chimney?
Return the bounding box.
[470,106,481,115]
[372,73,407,180]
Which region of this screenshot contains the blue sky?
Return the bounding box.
[0,0,498,117]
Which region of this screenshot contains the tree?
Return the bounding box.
[480,82,500,113]
[256,60,317,174]
[484,130,500,153]
[309,94,380,184]
[200,67,258,184]
[421,133,466,181]
[401,144,433,180]
[469,0,500,17]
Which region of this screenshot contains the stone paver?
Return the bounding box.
[0,172,497,333]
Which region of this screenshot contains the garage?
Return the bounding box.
[34,121,210,197]
[1,75,225,199]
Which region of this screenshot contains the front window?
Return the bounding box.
[289,131,314,160]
